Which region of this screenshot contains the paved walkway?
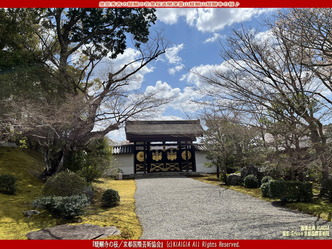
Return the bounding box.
[135,176,332,239]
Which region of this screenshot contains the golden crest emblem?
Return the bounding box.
[136,151,145,162]
[152,150,163,161]
[181,150,192,160]
[167,149,177,161]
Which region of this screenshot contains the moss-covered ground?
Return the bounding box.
[191,174,332,222]
[0,147,141,240]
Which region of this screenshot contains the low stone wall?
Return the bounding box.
[0,141,17,148]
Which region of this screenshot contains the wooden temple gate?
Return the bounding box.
[133,141,196,173]
[125,120,203,174]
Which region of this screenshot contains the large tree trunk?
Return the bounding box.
[40,148,65,180]
[319,150,330,196]
[307,121,329,196]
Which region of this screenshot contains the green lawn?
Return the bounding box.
[0,147,141,239]
[191,174,332,222]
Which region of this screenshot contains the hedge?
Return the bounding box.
[266,180,312,202]
[261,176,273,185]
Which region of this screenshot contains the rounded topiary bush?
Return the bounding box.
[244,174,259,188]
[261,176,273,185]
[260,182,270,197]
[0,174,17,195]
[101,189,120,208]
[227,174,243,186]
[42,171,87,197]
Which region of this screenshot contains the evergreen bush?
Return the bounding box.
[326,177,332,202]
[261,176,273,185]
[260,182,270,197]
[101,189,120,208]
[42,171,87,197]
[0,174,17,195]
[243,174,259,188]
[226,174,242,186]
[33,194,89,219]
[65,138,112,183]
[268,180,312,202]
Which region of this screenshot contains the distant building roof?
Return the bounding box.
[125,120,204,142]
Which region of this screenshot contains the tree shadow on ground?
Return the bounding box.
[271,199,332,222]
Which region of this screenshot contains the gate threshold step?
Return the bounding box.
[123,172,204,179]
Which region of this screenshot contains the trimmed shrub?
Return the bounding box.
[78,165,102,184]
[42,171,87,197]
[244,174,259,188]
[260,166,283,180]
[268,180,312,202]
[65,137,112,183]
[0,174,17,195]
[261,176,273,185]
[33,194,89,219]
[326,177,332,202]
[101,189,120,208]
[226,174,242,186]
[83,186,94,203]
[260,182,270,198]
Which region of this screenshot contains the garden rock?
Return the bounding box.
[23,210,40,218]
[241,165,263,180]
[26,223,120,240]
[227,174,242,185]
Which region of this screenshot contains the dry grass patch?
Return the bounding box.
[80,178,142,240]
[0,148,141,239]
[0,147,56,239]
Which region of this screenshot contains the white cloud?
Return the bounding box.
[108,127,127,143]
[165,44,184,64]
[145,81,181,99]
[204,33,222,43]
[96,47,155,91]
[164,44,185,75]
[156,8,196,25]
[172,86,205,113]
[157,8,274,33]
[182,64,216,86]
[180,61,238,104]
[143,81,206,115]
[169,65,185,75]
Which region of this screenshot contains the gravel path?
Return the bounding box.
[135,176,332,239]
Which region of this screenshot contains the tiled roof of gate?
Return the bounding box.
[125,120,204,142]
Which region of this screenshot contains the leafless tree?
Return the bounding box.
[274,9,332,105]
[1,9,170,176]
[202,107,263,182]
[198,23,330,194]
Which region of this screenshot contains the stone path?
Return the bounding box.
[135,176,332,239]
[26,224,120,240]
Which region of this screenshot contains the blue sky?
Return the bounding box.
[108,8,278,142]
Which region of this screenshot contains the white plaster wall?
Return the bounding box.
[110,151,215,175]
[195,151,215,173]
[111,154,134,175]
